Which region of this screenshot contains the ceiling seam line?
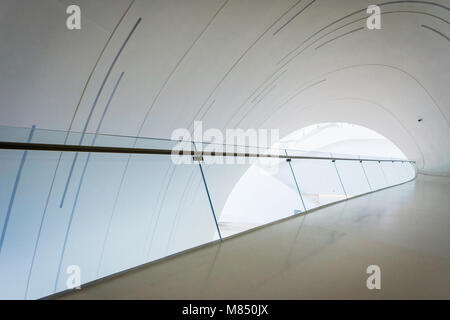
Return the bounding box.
[65,0,136,142]
[261,64,449,129]
[229,11,448,129]
[187,0,306,127]
[136,0,231,137]
[269,97,426,168]
[278,0,449,65]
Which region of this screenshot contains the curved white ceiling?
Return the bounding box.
[0,0,449,175]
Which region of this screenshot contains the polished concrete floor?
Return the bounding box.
[58,174,450,299]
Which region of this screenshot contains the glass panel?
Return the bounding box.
[288,157,346,210]
[0,126,37,143]
[398,162,416,183]
[334,160,371,197]
[380,161,402,186]
[201,155,304,238]
[193,140,277,155]
[286,149,334,159]
[0,125,418,299]
[330,152,360,159]
[392,161,407,183]
[0,149,61,300]
[361,161,388,191]
[0,148,218,300]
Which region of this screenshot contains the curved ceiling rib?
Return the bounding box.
[239,79,327,129]
[65,0,136,142]
[421,24,450,41]
[314,26,364,50]
[136,0,230,137]
[278,0,449,63]
[230,11,449,130]
[251,69,289,103]
[277,10,448,66]
[220,8,448,132]
[186,0,305,130]
[246,64,448,129]
[273,0,317,36]
[0,0,448,176]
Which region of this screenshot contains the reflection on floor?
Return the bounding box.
[57,174,450,299]
[218,222,260,238]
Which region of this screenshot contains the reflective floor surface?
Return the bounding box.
[57,174,450,299]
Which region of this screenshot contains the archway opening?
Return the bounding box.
[217,122,411,237]
[277,122,407,159]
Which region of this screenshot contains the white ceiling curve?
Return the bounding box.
[0,0,449,175]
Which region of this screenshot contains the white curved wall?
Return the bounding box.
[0,0,448,175]
[278,123,408,158]
[2,0,442,299]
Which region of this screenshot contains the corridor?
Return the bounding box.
[57,174,450,300]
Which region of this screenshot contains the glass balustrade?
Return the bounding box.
[286,151,347,210]
[0,125,417,299]
[334,160,372,197]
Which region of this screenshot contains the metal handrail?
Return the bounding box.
[0,141,415,163]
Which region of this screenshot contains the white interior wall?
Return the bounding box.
[0,0,448,175]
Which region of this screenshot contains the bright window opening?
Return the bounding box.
[276,122,407,159]
[218,123,412,237]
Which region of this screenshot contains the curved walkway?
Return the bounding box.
[57,174,450,299]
